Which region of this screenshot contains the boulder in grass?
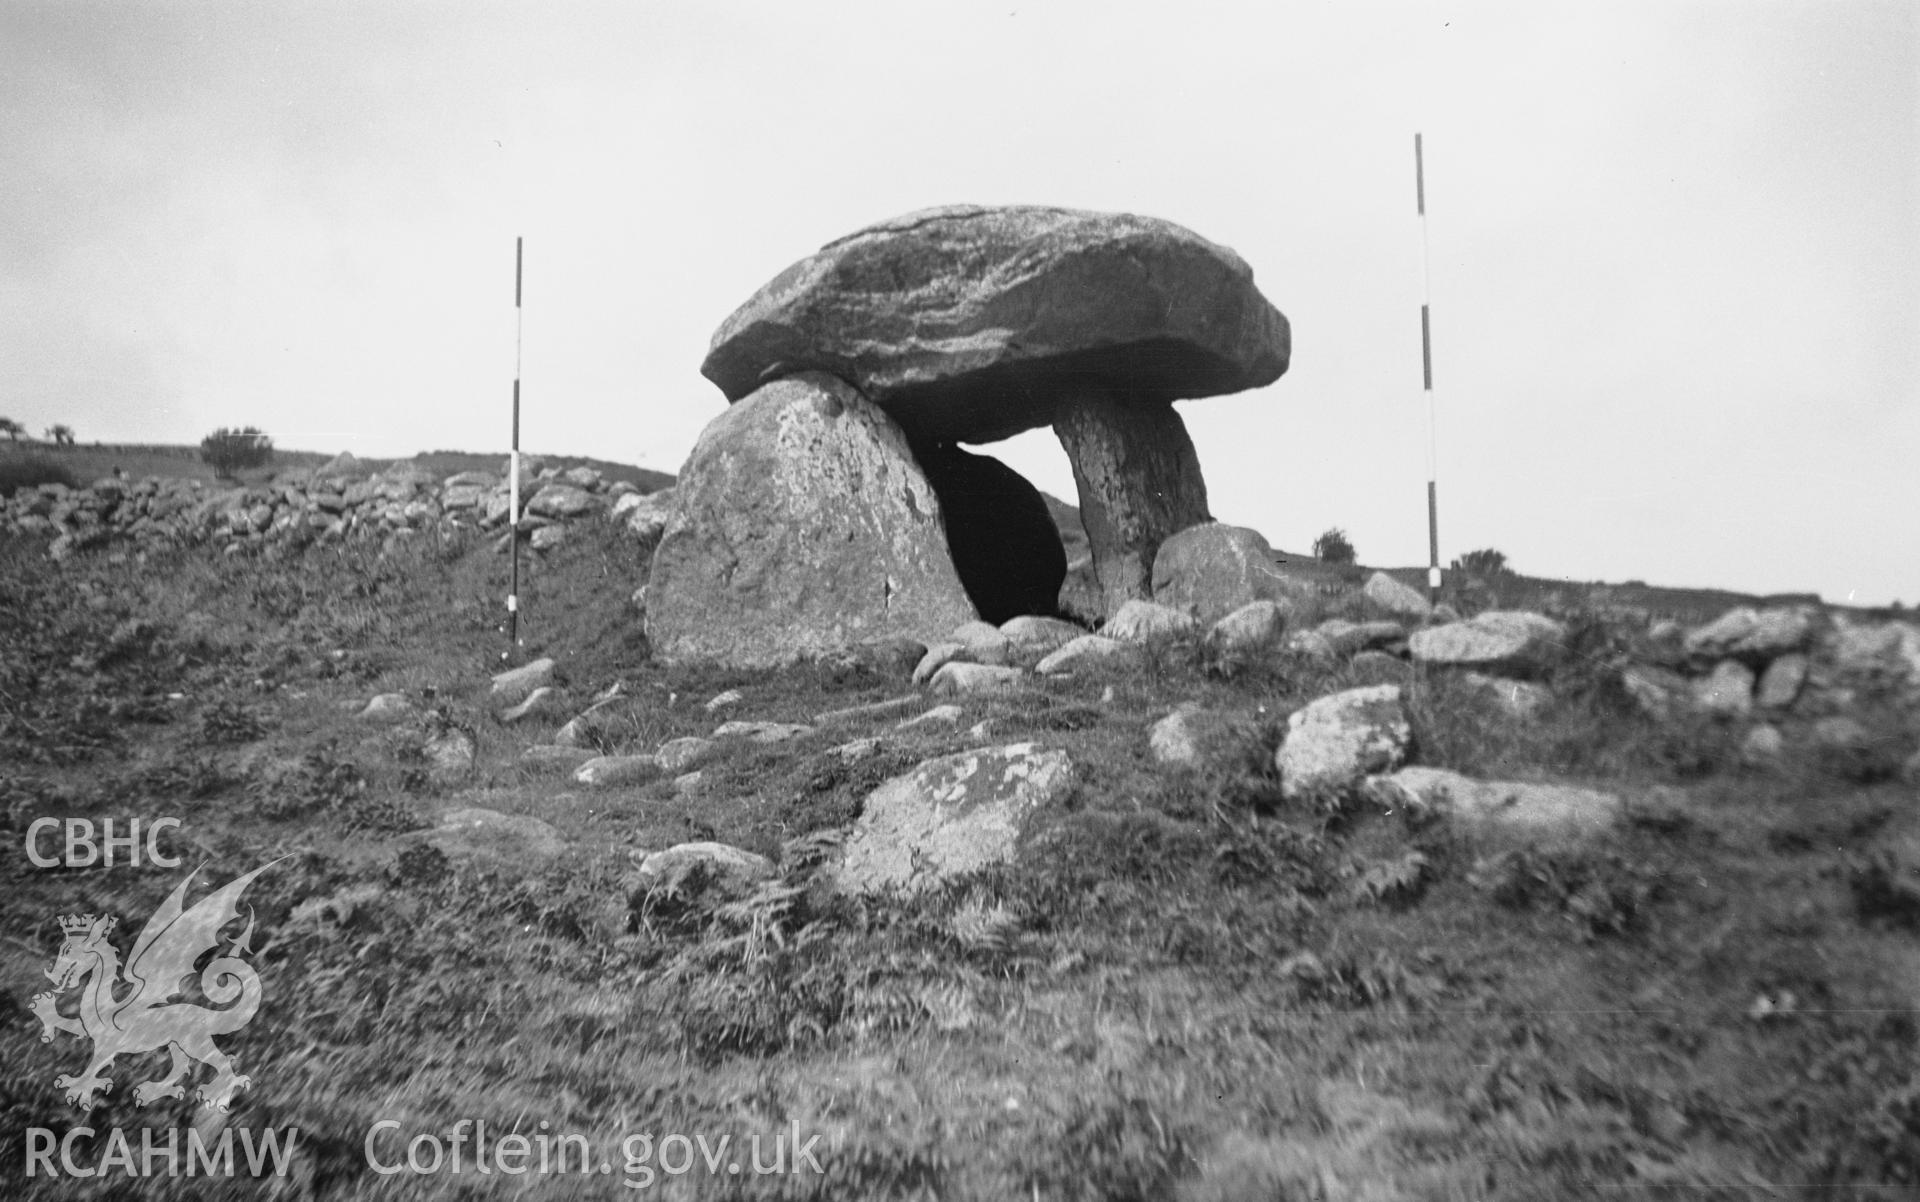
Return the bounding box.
[525,483,598,520]
[1460,672,1553,719]
[358,693,416,724]
[834,742,1076,895]
[408,808,565,862]
[631,842,774,900]
[490,657,555,707]
[1208,599,1290,655]
[501,686,567,725]
[898,704,965,731]
[912,642,968,686]
[1740,724,1786,769]
[1756,653,1809,710]
[1151,523,1304,626]
[1363,767,1623,843]
[1683,606,1816,663]
[927,662,1024,697]
[1274,685,1410,803]
[815,695,924,726]
[1408,611,1567,678]
[1363,571,1431,619]
[654,736,716,774]
[947,620,1012,666]
[424,728,476,786]
[1149,706,1205,767]
[574,755,662,787]
[617,489,676,546]
[1036,634,1137,675]
[1104,599,1198,643]
[1621,664,1690,721]
[554,696,639,749]
[711,721,812,744]
[1691,660,1756,718]
[1000,615,1083,658]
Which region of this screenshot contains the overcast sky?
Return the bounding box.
[4,1,1914,605]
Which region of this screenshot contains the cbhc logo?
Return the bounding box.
[25,818,182,868]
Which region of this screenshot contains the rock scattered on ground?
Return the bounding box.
[1364,767,1623,842]
[405,807,565,862]
[574,754,662,787]
[500,686,566,725]
[1036,634,1136,675]
[490,657,555,707]
[358,693,416,724]
[1275,685,1410,803]
[1208,599,1291,654]
[1362,571,1431,619]
[928,662,1025,697]
[1104,599,1198,643]
[654,736,715,774]
[834,742,1076,895]
[1409,611,1567,677]
[631,841,774,898]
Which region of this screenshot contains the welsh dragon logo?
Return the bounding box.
[30,861,280,1111]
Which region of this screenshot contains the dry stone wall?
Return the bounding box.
[0,457,670,561]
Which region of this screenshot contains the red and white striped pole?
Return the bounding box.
[1416,134,1441,605]
[507,236,524,655]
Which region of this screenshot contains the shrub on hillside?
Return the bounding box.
[1312,527,1356,565]
[0,454,79,497]
[1452,547,1509,577]
[200,426,275,478]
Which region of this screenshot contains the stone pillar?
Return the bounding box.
[1053,389,1211,617]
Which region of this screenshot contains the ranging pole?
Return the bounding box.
[507,236,524,655]
[1416,134,1441,604]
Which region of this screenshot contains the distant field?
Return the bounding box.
[0,442,676,494]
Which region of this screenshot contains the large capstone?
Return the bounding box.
[701,205,1290,444]
[912,441,1066,624]
[700,205,1289,625]
[644,372,978,666]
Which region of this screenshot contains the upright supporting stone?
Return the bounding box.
[1054,389,1210,616]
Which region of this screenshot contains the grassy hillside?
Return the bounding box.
[0,442,676,494]
[2,509,1915,1198]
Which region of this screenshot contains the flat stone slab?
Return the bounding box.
[835,742,1075,895]
[1036,634,1137,675]
[711,720,812,743]
[815,695,924,726]
[1364,767,1623,841]
[407,807,565,861]
[927,662,1025,696]
[1408,611,1567,677]
[1684,606,1816,661]
[701,204,1290,444]
[574,754,662,786]
[490,657,555,707]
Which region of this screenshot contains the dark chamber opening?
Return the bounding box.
[910,440,1066,625]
